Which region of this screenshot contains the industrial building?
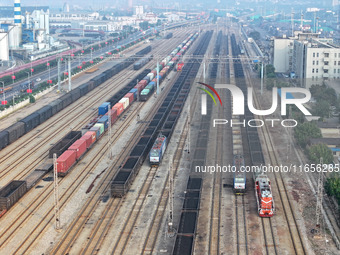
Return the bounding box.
[0,1,67,62]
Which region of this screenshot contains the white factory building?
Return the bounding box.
[272,32,340,88]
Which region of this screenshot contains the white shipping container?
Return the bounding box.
[119,98,129,109]
[147,72,154,80]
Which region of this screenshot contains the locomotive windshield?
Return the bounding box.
[150,150,159,157]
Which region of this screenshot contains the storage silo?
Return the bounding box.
[0,31,9,61]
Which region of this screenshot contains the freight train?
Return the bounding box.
[56,33,199,176]
[149,135,167,166]
[0,30,201,217]
[111,31,203,197]
[0,44,152,151]
[231,33,274,217]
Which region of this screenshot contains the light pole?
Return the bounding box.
[25,71,31,92]
[0,81,5,104]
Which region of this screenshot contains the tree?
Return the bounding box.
[310,85,337,106]
[307,143,333,164]
[29,95,35,103]
[139,21,149,30]
[294,122,322,148]
[325,174,340,211]
[249,31,261,40]
[313,99,330,118]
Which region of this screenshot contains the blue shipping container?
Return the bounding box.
[143,76,150,83]
[98,115,109,130]
[129,88,138,99]
[98,102,111,116]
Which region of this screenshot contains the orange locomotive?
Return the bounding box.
[255,175,275,217]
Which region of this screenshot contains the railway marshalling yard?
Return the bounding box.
[0,22,339,255]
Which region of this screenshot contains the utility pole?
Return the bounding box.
[68,57,72,91]
[136,79,140,101]
[53,153,60,230]
[156,60,160,95]
[168,159,175,236]
[108,104,112,160]
[203,61,206,81]
[260,61,264,94]
[316,157,324,228]
[57,58,61,91]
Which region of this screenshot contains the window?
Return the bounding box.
[312,68,315,73]
[325,53,329,57]
[312,76,315,80]
[335,53,337,58]
[335,61,337,66]
[313,61,315,65]
[335,69,337,74]
[324,69,328,74]
[325,61,329,65]
[317,53,319,57]
[338,69,340,73]
[316,68,319,73]
[316,76,319,80]
[338,61,340,65]
[317,61,319,65]
[313,53,315,57]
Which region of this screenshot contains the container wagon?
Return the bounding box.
[149,135,167,166]
[0,180,27,211]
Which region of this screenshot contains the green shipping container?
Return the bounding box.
[141,89,150,95]
[94,123,105,135]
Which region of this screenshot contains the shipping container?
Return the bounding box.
[98,115,109,130]
[94,123,105,135]
[119,98,129,110]
[68,139,87,160]
[80,134,93,149]
[110,108,118,124]
[147,72,154,80]
[134,84,143,94]
[90,126,101,138]
[113,103,124,116]
[124,93,134,104]
[0,180,27,210]
[84,131,96,144]
[138,80,148,89]
[129,88,138,100]
[143,76,150,83]
[57,150,77,176]
[98,102,111,116]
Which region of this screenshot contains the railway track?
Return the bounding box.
[49,29,199,255]
[0,33,188,185]
[0,29,194,254]
[235,196,248,255]
[240,47,306,255]
[208,31,224,255]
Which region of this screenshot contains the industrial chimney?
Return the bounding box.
[14,0,22,45]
